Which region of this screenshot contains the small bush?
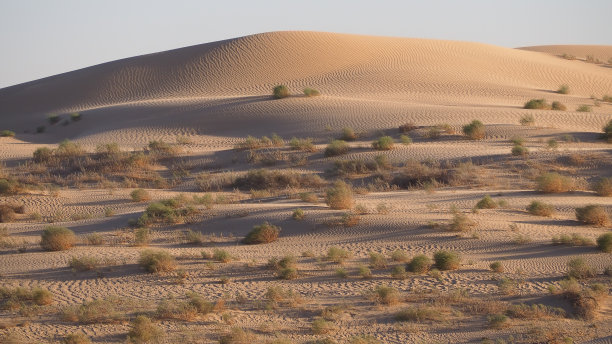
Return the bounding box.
[292,208,304,220]
[527,201,555,217]
[304,88,320,97]
[391,265,408,279]
[524,99,550,110]
[127,315,164,343]
[399,123,417,133]
[70,113,82,122]
[326,246,352,264]
[489,261,504,273]
[604,119,612,143]
[519,114,535,126]
[63,333,92,344]
[62,298,122,324]
[369,285,400,305]
[340,212,360,227]
[551,101,566,111]
[407,254,432,274]
[40,226,76,251]
[134,227,151,246]
[130,189,151,202]
[324,140,350,157]
[219,327,257,344]
[278,267,299,280]
[535,172,575,193]
[476,195,497,209]
[592,177,612,196]
[0,178,21,195]
[325,180,354,210]
[213,249,233,263]
[289,137,316,152]
[552,233,594,246]
[597,233,612,253]
[391,249,409,262]
[395,306,442,322]
[139,250,176,273]
[312,317,335,334]
[576,105,591,112]
[0,204,17,223]
[335,268,348,278]
[448,213,476,232]
[567,258,595,279]
[69,256,100,272]
[368,252,387,269]
[488,314,509,329]
[400,135,412,145]
[497,277,518,295]
[433,251,460,271]
[575,205,610,227]
[462,120,485,140]
[340,127,357,141]
[273,85,290,99]
[0,130,15,137]
[372,136,394,150]
[243,222,280,244]
[511,144,529,156]
[557,84,570,94]
[48,114,60,125]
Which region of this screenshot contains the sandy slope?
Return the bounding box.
[520,45,612,62]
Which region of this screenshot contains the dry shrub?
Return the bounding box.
[312,317,336,334]
[127,315,164,343]
[551,101,566,111]
[487,314,509,329]
[368,252,387,269]
[69,256,100,272]
[535,172,575,193]
[0,204,17,223]
[407,254,432,274]
[505,303,564,319]
[139,250,177,273]
[0,287,53,311]
[395,306,443,322]
[273,85,290,99]
[489,262,504,273]
[233,169,325,190]
[289,137,317,152]
[462,120,485,140]
[63,333,92,344]
[326,246,352,264]
[604,119,612,143]
[552,234,594,246]
[130,188,151,202]
[303,88,320,97]
[156,292,214,321]
[243,222,280,244]
[219,327,257,344]
[567,258,595,279]
[527,200,555,217]
[61,298,122,324]
[368,285,400,306]
[597,233,612,252]
[575,205,610,227]
[448,213,476,232]
[475,195,497,209]
[332,159,378,177]
[325,140,350,157]
[40,226,76,251]
[524,99,550,110]
[391,249,409,262]
[433,250,460,270]
[340,127,357,141]
[592,177,612,196]
[371,136,394,150]
[399,122,417,133]
[325,180,354,210]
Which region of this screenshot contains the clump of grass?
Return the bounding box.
[40,226,76,251]
[535,172,575,193]
[63,332,92,344]
[552,233,594,246]
[335,268,348,278]
[358,265,372,279]
[156,292,214,321]
[488,314,509,329]
[324,140,350,157]
[407,254,432,274]
[130,188,151,202]
[597,233,612,253]
[462,120,485,140]
[61,298,122,324]
[243,222,280,244]
[69,256,100,272]
[575,205,610,227]
[127,315,164,343]
[368,285,400,305]
[340,212,360,227]
[448,213,476,232]
[0,286,53,311]
[326,246,352,264]
[557,84,570,94]
[524,99,550,110]
[289,137,317,152]
[489,261,504,273]
[325,180,354,210]
[395,306,442,322]
[604,119,612,143]
[511,145,529,156]
[497,277,518,295]
[391,265,408,279]
[399,123,417,133]
[433,250,460,271]
[505,303,565,319]
[368,252,387,269]
[0,130,15,137]
[526,200,556,217]
[303,88,320,97]
[475,195,497,209]
[567,258,595,280]
[312,317,336,334]
[551,101,566,111]
[400,135,412,145]
[576,105,591,112]
[219,327,257,343]
[292,208,305,220]
[213,249,233,263]
[372,136,394,150]
[299,192,318,203]
[340,127,357,141]
[273,85,290,99]
[139,249,176,273]
[391,249,409,262]
[519,114,535,126]
[233,169,325,190]
[592,177,612,196]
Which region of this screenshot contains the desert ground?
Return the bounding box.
[0,31,611,343]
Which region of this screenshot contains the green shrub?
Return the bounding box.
[304,88,321,97]
[448,213,476,232]
[400,135,412,145]
[139,250,177,273]
[511,144,529,156]
[368,252,387,269]
[288,137,316,152]
[604,119,612,143]
[407,254,431,273]
[127,315,164,343]
[391,249,409,262]
[273,85,290,99]
[134,227,151,246]
[535,172,575,193]
[61,298,122,324]
[40,226,76,251]
[567,258,595,279]
[48,114,60,125]
[372,136,394,150]
[324,140,350,157]
[524,99,550,110]
[0,130,15,137]
[476,195,497,209]
[292,208,305,220]
[552,233,594,246]
[395,306,442,322]
[243,222,280,244]
[526,201,555,217]
[489,261,504,273]
[213,249,233,262]
[462,120,485,140]
[63,332,92,344]
[551,101,566,111]
[575,205,610,227]
[130,188,151,202]
[326,246,352,264]
[488,314,509,329]
[340,127,357,141]
[433,250,460,270]
[312,317,335,334]
[278,267,299,280]
[233,169,325,190]
[592,177,612,196]
[147,140,175,155]
[0,178,21,195]
[576,105,591,112]
[597,233,612,253]
[391,265,408,279]
[325,180,354,210]
[33,147,53,163]
[369,285,400,305]
[519,114,535,126]
[69,256,100,272]
[335,268,348,278]
[70,113,82,121]
[557,84,570,94]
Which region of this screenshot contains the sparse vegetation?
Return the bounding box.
[289,137,317,152]
[371,136,394,150]
[368,285,400,305]
[139,249,177,273]
[524,99,550,110]
[597,233,612,253]
[567,258,595,280]
[605,119,612,143]
[273,85,290,99]
[433,250,460,270]
[292,208,304,220]
[69,256,100,272]
[526,200,556,217]
[462,120,485,140]
[61,298,122,324]
[325,180,354,210]
[130,188,151,202]
[0,130,15,137]
[576,105,591,112]
[324,140,350,157]
[40,226,76,251]
[489,261,504,273]
[519,114,535,126]
[395,306,442,322]
[340,127,357,141]
[592,177,612,196]
[511,144,529,156]
[552,233,594,246]
[557,84,570,94]
[407,254,432,274]
[233,169,325,190]
[575,204,610,227]
[63,333,92,344]
[448,212,476,232]
[475,195,497,209]
[326,246,352,264]
[127,315,164,343]
[551,101,566,111]
[303,88,321,97]
[391,249,409,262]
[535,172,575,193]
[243,222,280,244]
[368,252,387,269]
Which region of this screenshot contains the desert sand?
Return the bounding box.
[0,31,611,343]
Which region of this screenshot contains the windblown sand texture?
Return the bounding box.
[0,31,611,343]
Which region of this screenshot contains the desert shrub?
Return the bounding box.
[604,119,612,143]
[535,172,575,193]
[505,303,564,319]
[63,333,92,344]
[434,250,460,271]
[340,127,357,141]
[147,140,176,155]
[134,227,151,245]
[369,252,387,269]
[527,201,556,217]
[0,130,15,137]
[56,139,84,157]
[127,315,164,343]
[476,195,497,209]
[156,292,214,321]
[278,267,299,280]
[326,246,352,264]
[299,192,318,203]
[289,137,316,152]
[597,233,612,253]
[0,287,53,311]
[273,85,290,99]
[324,140,350,157]
[292,208,304,220]
[32,147,53,163]
[340,212,360,227]
[48,114,60,124]
[511,144,529,156]
[0,204,17,223]
[70,112,82,121]
[391,249,409,262]
[139,250,176,273]
[369,285,400,305]
[233,169,324,190]
[325,180,354,209]
[40,226,76,251]
[335,268,348,278]
[213,249,233,262]
[557,84,570,94]
[497,277,518,295]
[391,265,408,279]
[184,229,206,245]
[372,136,394,150]
[332,159,378,176]
[85,233,104,245]
[448,213,476,232]
[576,105,591,112]
[551,101,566,111]
[489,261,504,273]
[524,99,550,110]
[545,139,558,150]
[219,328,257,344]
[592,177,612,196]
[312,317,335,334]
[487,314,509,329]
[575,205,610,227]
[130,188,151,202]
[462,120,485,140]
[61,298,122,324]
[567,258,595,280]
[552,233,594,246]
[0,178,21,195]
[407,255,431,273]
[303,88,320,97]
[519,114,535,126]
[399,122,417,133]
[400,135,412,145]
[243,222,280,244]
[69,256,100,272]
[395,306,442,322]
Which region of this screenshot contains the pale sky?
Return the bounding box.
[1,0,610,88]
